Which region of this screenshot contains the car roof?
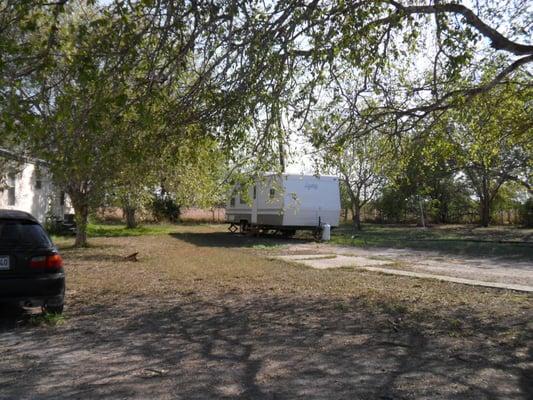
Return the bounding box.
[0,209,39,223]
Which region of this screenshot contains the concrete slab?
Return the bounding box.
[272,252,533,293]
[360,266,533,293]
[272,254,394,269]
[279,242,533,287]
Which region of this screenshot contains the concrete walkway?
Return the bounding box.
[272,250,533,293]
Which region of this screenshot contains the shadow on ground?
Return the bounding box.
[0,305,29,331]
[0,294,531,400]
[169,231,312,249]
[170,230,533,271]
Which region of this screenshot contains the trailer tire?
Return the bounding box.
[281,229,296,238]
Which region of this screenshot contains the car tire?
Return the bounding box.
[42,304,64,314]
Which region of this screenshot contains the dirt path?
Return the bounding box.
[1,294,532,400]
[276,243,533,288]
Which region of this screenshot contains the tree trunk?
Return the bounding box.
[124,207,137,229]
[418,197,426,228]
[71,197,89,248]
[344,178,362,230]
[478,175,492,227]
[439,198,449,224]
[353,205,362,230]
[480,196,491,227]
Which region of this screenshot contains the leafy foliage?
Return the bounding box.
[1,0,531,241]
[443,75,532,226]
[520,197,533,228]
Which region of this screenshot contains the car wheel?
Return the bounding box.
[42,304,64,314]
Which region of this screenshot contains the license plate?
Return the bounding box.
[0,256,9,270]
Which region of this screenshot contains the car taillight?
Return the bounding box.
[30,254,63,270]
[46,254,63,269]
[30,256,46,268]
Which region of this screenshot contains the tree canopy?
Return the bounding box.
[1,0,531,243]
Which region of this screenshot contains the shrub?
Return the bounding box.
[519,197,533,228]
[150,196,180,223]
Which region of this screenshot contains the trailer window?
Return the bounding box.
[269,188,275,199]
[35,169,43,189]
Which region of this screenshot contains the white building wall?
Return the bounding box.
[0,162,68,223]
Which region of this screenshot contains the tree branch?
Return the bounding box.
[387,1,533,56]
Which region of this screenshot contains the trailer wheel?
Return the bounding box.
[281,229,296,238]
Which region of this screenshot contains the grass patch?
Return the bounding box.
[61,225,532,323]
[51,223,179,243]
[86,223,178,237]
[28,312,65,327]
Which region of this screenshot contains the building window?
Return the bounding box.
[60,191,65,206]
[230,197,235,207]
[7,173,16,206]
[269,188,275,199]
[34,168,43,189]
[253,186,256,200]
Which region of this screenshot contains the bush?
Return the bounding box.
[519,197,533,228]
[374,188,404,223]
[44,211,76,236]
[44,214,62,235]
[150,196,180,223]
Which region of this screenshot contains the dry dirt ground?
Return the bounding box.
[0,225,532,399]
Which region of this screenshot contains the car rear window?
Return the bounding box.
[0,220,52,249]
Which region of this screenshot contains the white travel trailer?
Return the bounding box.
[226,174,341,235]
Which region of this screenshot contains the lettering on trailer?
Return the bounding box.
[304,183,318,190]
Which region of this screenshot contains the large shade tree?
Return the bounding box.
[445,78,532,226]
[311,111,391,230]
[1,1,261,246]
[5,2,160,246]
